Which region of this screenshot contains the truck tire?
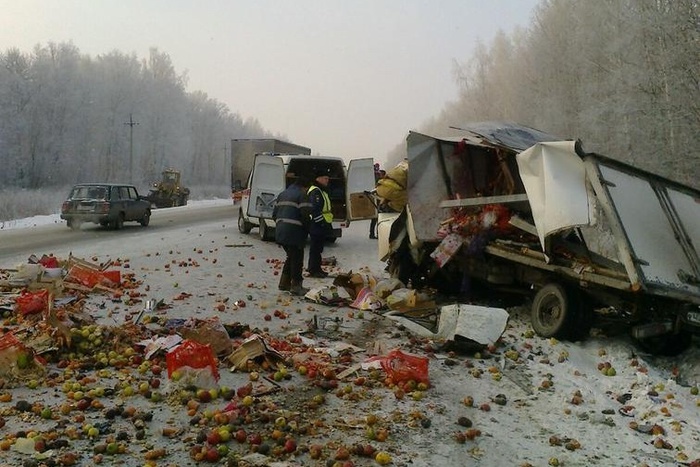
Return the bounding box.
[259,220,274,241]
[531,283,579,339]
[238,209,252,234]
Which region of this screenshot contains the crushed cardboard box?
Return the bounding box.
[227,334,285,371]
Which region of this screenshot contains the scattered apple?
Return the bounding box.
[205,447,220,462]
[309,444,323,459]
[206,431,222,445]
[235,429,247,443]
[375,451,392,465]
[196,389,212,403]
[283,438,297,453]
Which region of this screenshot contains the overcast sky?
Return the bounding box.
[1,0,539,163]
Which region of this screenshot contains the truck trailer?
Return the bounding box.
[230,138,311,192]
[378,122,700,355]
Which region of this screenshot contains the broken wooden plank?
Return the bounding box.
[336,363,362,380]
[439,194,528,208]
[508,215,538,236]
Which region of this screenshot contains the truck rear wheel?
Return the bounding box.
[238,209,252,234]
[259,220,274,241]
[531,283,579,339]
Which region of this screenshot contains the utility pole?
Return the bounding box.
[223,142,229,188]
[124,114,139,183]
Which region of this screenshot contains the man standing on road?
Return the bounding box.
[273,174,313,296]
[307,170,333,278]
[369,164,384,239]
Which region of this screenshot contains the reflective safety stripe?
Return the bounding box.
[276,218,303,226]
[276,200,311,209]
[307,186,333,223]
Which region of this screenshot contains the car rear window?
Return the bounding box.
[71,186,107,200]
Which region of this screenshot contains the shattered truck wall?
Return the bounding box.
[405,125,548,243]
[593,158,700,297]
[511,139,700,302]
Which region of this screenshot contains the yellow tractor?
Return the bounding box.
[146,168,190,208]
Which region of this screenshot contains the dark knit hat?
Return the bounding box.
[297,172,314,187]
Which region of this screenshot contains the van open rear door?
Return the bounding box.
[247,155,285,219]
[346,157,376,221]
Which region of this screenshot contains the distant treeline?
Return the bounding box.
[0,44,274,190]
[395,0,699,189]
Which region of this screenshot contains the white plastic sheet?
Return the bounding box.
[386,304,509,345]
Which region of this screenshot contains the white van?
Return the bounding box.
[237,154,376,241]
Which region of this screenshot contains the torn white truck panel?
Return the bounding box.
[518,141,700,299]
[516,141,591,251]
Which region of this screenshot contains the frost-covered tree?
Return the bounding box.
[423,0,699,187]
[0,48,32,186]
[0,43,273,190]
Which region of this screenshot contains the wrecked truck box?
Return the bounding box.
[517,141,700,301]
[403,123,558,244]
[383,122,700,354]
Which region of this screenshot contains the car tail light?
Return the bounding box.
[61,202,69,213]
[98,202,111,213]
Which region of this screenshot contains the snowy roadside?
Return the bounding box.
[0,198,232,231]
[0,201,698,467]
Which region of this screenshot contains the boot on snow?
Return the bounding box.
[290,283,309,297]
[278,272,291,291]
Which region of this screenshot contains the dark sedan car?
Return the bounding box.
[60,183,151,230]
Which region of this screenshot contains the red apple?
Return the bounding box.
[334,447,350,460]
[76,398,91,411]
[206,431,222,445]
[283,438,297,453]
[130,355,143,365]
[204,447,220,462]
[237,383,253,398]
[34,439,47,453]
